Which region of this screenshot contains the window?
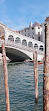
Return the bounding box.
[38,32,40,41]
[9,35,13,37]
[34,44,38,49]
[39,45,43,51]
[32,36,34,39]
[38,32,40,35]
[8,35,14,42]
[28,41,33,47]
[15,37,21,43]
[38,36,40,41]
[22,39,27,46]
[32,27,34,30]
[38,27,40,29]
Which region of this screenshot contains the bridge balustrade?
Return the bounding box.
[0,40,44,54]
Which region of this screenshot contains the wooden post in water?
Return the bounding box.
[2,42,10,111]
[33,51,38,103]
[43,23,49,111]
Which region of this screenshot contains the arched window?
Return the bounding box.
[15,37,21,43]
[39,45,43,51]
[28,41,33,47]
[34,43,38,49]
[32,36,34,39]
[8,35,14,42]
[22,39,27,46]
[38,36,40,41]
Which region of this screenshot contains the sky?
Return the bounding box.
[0,0,49,31]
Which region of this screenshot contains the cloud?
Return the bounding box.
[0,0,29,30]
[0,0,49,31]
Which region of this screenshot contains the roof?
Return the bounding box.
[19,22,42,32]
[33,22,40,27]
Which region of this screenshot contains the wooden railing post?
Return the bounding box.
[43,23,49,111]
[33,51,38,103]
[2,42,10,111]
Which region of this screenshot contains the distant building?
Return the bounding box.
[19,22,44,42]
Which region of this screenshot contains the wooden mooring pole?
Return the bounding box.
[33,51,38,103]
[43,23,49,111]
[2,42,10,111]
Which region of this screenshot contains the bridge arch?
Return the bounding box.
[15,37,21,43]
[8,35,14,42]
[22,39,27,46]
[39,45,43,51]
[28,41,33,47]
[34,43,38,49]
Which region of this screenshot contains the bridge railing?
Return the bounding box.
[5,41,35,52]
[0,40,44,55]
[6,41,44,55]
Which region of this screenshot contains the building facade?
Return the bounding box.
[19,22,44,42]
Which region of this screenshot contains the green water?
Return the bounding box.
[0,62,43,111]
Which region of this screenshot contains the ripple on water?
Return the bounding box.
[0,62,43,111]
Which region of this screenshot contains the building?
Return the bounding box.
[19,22,44,42]
[0,23,44,62]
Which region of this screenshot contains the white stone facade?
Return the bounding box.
[19,22,44,42]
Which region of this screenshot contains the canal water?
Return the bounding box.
[0,62,43,111]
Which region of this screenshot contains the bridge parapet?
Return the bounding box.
[0,40,44,55]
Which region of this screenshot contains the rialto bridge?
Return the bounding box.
[0,23,44,62]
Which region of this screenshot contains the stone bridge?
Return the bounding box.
[0,40,44,62]
[0,23,44,62]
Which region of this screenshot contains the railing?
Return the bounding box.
[0,40,44,55]
[5,41,35,52]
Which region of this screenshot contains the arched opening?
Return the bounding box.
[28,41,33,47]
[15,37,21,43]
[39,45,43,51]
[22,39,27,46]
[34,43,38,49]
[8,35,14,42]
